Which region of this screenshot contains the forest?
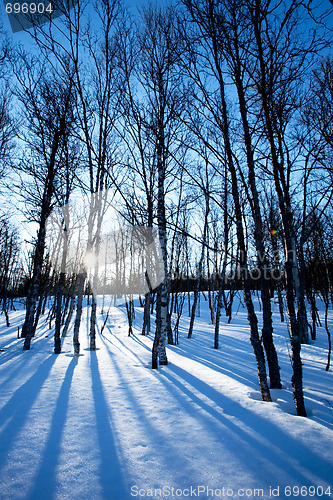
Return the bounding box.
[1,0,333,425]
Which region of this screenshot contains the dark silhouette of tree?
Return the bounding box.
[14,58,77,350]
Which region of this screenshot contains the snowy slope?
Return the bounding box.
[0,295,332,500]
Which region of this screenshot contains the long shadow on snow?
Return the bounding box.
[158,364,332,486]
[89,350,129,500]
[130,333,259,391]
[100,331,293,485]
[111,327,333,433]
[0,353,58,473]
[0,334,56,393]
[176,326,264,364]
[0,324,49,370]
[101,330,321,487]
[27,357,78,499]
[102,320,330,484]
[98,332,208,487]
[270,354,333,429]
[125,333,333,430]
[0,310,25,348]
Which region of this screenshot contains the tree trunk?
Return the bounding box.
[233,55,282,389]
[227,107,271,402]
[252,4,306,414]
[22,225,47,350]
[22,127,62,350]
[206,13,271,402]
[54,272,65,354]
[296,243,310,344]
[321,292,332,371]
[73,271,86,356]
[54,225,69,353]
[142,292,151,335]
[152,104,169,367]
[62,277,78,337]
[215,169,229,349]
[188,193,209,339]
[2,300,10,327]
[125,296,134,336]
[214,277,223,349]
[207,247,215,326]
[89,293,97,350]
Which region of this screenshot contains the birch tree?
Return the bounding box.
[15,59,77,351]
[136,7,186,368]
[0,216,21,326]
[244,0,322,415]
[23,0,123,353]
[182,0,272,401]
[210,0,282,388]
[0,28,15,182]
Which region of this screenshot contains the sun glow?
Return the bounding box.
[83,251,97,270]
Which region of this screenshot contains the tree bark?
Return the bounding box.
[54,272,65,354]
[188,193,209,339]
[251,1,306,414]
[231,44,282,389]
[142,292,151,335]
[214,165,229,349]
[202,1,272,402]
[73,271,86,356]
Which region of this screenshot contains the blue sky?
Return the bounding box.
[2,0,332,48]
[1,0,172,37]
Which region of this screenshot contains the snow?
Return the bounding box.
[0,295,333,500]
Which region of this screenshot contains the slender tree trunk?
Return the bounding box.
[142,292,151,335]
[296,243,310,344]
[152,289,161,369]
[158,279,168,364]
[207,246,215,326]
[206,12,271,401]
[2,299,10,327]
[152,111,169,367]
[215,169,229,349]
[214,277,223,349]
[321,291,332,371]
[54,225,69,353]
[33,284,47,333]
[62,277,78,337]
[62,294,75,338]
[187,268,201,339]
[252,4,305,414]
[308,290,317,341]
[227,112,271,402]
[54,273,65,354]
[89,293,97,350]
[22,224,47,350]
[125,296,134,336]
[73,270,86,356]
[233,55,281,389]
[188,193,209,339]
[22,126,63,350]
[62,294,71,326]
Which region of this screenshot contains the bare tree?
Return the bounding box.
[244,0,325,415]
[188,162,210,339]
[208,0,281,387]
[135,7,186,368]
[21,0,124,353]
[182,0,272,401]
[14,57,77,351]
[0,27,15,183]
[0,216,21,326]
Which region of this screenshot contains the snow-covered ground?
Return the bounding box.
[0,294,332,500]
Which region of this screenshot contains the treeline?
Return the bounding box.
[0,0,333,416]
